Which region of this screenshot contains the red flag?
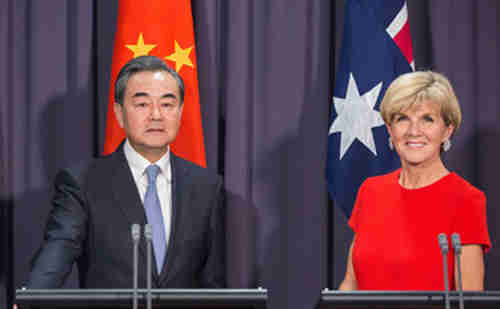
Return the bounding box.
[103,0,206,167]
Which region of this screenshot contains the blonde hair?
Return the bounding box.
[380,71,462,130]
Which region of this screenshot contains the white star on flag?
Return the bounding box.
[329,73,384,159]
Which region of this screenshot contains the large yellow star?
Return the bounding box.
[165,40,194,72]
[125,33,157,58]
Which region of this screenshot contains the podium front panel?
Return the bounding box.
[321,291,500,309]
[16,289,267,308]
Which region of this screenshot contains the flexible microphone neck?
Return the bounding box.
[131,224,141,309]
[452,233,465,309]
[438,233,451,309]
[144,224,153,309]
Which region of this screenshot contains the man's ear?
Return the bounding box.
[114,102,124,129]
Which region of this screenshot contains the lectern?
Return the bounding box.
[320,290,500,308]
[16,289,267,308]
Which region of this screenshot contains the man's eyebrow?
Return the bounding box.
[161,93,177,100]
[131,92,177,99]
[131,92,149,98]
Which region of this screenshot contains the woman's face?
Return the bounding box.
[387,100,454,169]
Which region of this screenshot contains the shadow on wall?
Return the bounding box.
[472,129,500,290]
[224,190,259,288]
[14,86,94,289]
[253,137,290,289]
[332,205,353,288]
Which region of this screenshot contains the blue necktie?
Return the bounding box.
[144,164,167,272]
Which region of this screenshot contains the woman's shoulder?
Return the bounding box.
[446,172,485,201]
[363,169,400,187]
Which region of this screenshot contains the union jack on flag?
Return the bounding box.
[326,0,414,217]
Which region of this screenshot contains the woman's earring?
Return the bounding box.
[388,137,394,150]
[442,139,451,152]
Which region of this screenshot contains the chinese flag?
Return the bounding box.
[103,0,206,167]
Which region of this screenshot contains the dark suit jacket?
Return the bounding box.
[27,147,225,289]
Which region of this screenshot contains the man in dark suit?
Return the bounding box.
[27,55,225,288]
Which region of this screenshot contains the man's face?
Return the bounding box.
[114,70,183,162]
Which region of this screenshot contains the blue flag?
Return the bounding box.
[326,0,413,217]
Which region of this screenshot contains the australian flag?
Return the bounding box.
[326,0,414,218]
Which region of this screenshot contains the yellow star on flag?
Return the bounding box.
[165,40,194,72]
[125,33,157,58]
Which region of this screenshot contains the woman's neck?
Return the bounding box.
[399,160,449,189]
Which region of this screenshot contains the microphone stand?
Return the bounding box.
[452,233,465,309]
[438,233,451,309]
[131,224,141,309]
[144,224,153,309]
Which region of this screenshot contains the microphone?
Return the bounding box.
[131,224,141,309]
[438,233,450,309]
[452,233,465,309]
[144,224,153,309]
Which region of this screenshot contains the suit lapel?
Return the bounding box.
[158,154,191,285]
[110,149,161,280]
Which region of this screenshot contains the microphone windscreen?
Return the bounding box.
[131,224,141,241]
[438,233,449,253]
[451,233,462,253]
[144,224,153,240]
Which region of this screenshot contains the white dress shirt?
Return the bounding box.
[123,140,172,249]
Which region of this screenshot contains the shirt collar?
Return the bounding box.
[123,139,172,182]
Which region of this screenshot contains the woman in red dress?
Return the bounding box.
[339,71,491,291]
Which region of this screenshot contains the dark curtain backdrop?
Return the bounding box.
[2,1,499,309]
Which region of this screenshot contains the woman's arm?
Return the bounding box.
[455,244,485,291]
[339,236,357,290]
